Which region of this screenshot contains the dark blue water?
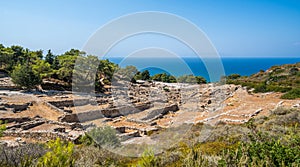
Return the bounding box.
[105,57,300,82]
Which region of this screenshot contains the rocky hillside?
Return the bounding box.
[226,62,300,99]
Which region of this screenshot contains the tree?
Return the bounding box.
[195,76,207,84]
[45,49,55,65]
[53,49,87,83]
[52,56,60,70]
[11,46,34,66]
[11,45,24,63]
[168,75,177,83]
[72,55,99,91]
[0,46,14,71]
[151,73,176,83]
[141,70,150,80]
[34,50,44,59]
[115,65,139,82]
[64,49,85,57]
[98,59,119,81]
[11,63,42,89]
[134,70,150,81]
[55,55,77,83]
[32,59,53,78]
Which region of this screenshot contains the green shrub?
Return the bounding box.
[219,139,300,166]
[177,75,207,84]
[271,107,293,115]
[135,149,158,167]
[73,145,130,167]
[227,74,241,80]
[266,85,291,93]
[182,148,213,167]
[254,83,267,93]
[289,67,299,75]
[37,138,75,167]
[198,141,229,155]
[86,126,120,148]
[0,143,46,167]
[281,88,300,99]
[0,121,5,137]
[79,133,94,146]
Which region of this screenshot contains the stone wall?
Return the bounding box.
[0,117,31,123]
[48,99,92,109]
[58,114,80,123]
[3,130,69,141]
[141,104,179,121]
[59,102,153,123]
[4,102,32,112]
[43,101,65,113]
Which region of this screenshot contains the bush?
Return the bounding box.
[86,126,120,148]
[289,67,299,75]
[182,147,214,167]
[253,83,267,93]
[281,88,300,99]
[0,121,5,137]
[177,75,207,84]
[227,74,241,80]
[0,143,46,167]
[73,145,130,167]
[135,149,159,167]
[266,85,291,93]
[37,138,75,167]
[271,107,293,116]
[219,139,300,166]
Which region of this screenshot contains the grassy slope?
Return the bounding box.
[226,62,300,99]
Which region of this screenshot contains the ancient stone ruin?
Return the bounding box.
[1,80,299,145]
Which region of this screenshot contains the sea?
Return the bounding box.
[105,57,300,82]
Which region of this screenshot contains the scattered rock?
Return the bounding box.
[54,127,66,133]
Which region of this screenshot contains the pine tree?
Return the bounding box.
[11,63,42,89]
[45,49,54,65]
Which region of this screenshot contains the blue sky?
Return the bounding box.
[0,0,300,57]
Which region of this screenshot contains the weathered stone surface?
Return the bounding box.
[0,117,32,123]
[48,98,92,108]
[58,114,80,122]
[118,130,141,141]
[4,102,31,112]
[115,126,126,133]
[59,102,153,121]
[142,104,179,121]
[63,107,73,113]
[43,101,65,113]
[21,120,45,130]
[54,127,66,132]
[0,76,18,90]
